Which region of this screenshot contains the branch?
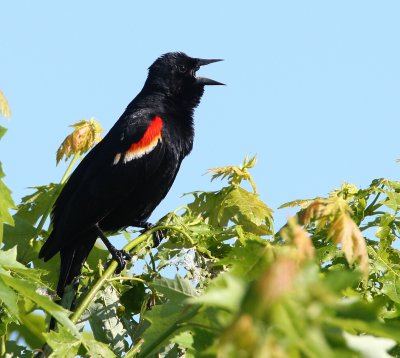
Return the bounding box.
[70,225,194,325]
[70,230,150,324]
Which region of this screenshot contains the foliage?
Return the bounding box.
[56,118,102,164]
[1,109,400,357]
[0,90,11,119]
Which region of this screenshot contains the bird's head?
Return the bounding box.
[146,52,224,99]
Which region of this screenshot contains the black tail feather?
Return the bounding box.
[47,232,97,330]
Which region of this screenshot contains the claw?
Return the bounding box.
[113,249,131,274]
[95,225,132,274]
[139,222,164,247]
[152,230,164,247]
[121,249,132,260]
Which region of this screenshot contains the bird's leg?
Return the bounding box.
[94,225,131,273]
[69,277,80,311]
[132,220,164,247]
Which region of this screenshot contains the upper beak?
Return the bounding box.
[196,58,225,86]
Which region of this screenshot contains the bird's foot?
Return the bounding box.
[112,249,132,274]
[95,224,132,273]
[151,229,164,247]
[137,222,164,247]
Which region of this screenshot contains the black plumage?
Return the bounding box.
[39,52,223,298]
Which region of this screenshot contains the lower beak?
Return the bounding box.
[196,77,225,86]
[196,58,225,86]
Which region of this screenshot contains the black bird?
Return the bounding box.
[39,52,223,299]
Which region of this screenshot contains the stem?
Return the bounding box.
[106,277,146,283]
[360,221,379,232]
[124,340,144,358]
[154,225,194,245]
[35,153,80,236]
[364,187,383,216]
[60,154,80,184]
[179,321,218,332]
[70,231,151,324]
[1,335,5,356]
[149,251,156,273]
[246,171,258,194]
[71,261,117,324]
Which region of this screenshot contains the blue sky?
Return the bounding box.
[1,1,400,232]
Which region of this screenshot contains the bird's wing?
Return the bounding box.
[45,110,167,254]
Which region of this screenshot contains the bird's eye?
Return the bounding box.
[178,64,186,73]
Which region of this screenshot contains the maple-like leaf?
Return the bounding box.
[0,90,11,119]
[256,257,298,305]
[56,118,102,164]
[300,199,326,224]
[329,213,369,276]
[292,224,315,262]
[281,217,315,263]
[207,155,258,192]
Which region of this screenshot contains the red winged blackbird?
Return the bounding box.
[39,52,223,298]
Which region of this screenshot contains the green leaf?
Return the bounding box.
[17,184,61,226]
[81,336,116,358]
[207,155,258,191]
[4,340,33,358]
[0,246,43,282]
[0,274,77,334]
[0,310,15,336]
[0,276,19,318]
[375,213,394,241]
[0,125,6,141]
[0,127,15,243]
[187,186,273,235]
[45,327,116,358]
[216,239,272,281]
[222,187,273,235]
[139,276,198,357]
[87,285,128,355]
[151,275,198,301]
[11,312,47,348]
[0,247,77,334]
[0,166,15,244]
[278,198,316,209]
[382,190,400,211]
[381,271,400,304]
[188,274,245,312]
[3,215,38,264]
[171,327,215,357]
[328,317,400,342]
[44,328,81,357]
[120,282,146,315]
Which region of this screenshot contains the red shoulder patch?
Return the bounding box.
[114,116,163,164]
[128,116,163,154]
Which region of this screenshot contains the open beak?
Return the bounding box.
[196,58,225,86]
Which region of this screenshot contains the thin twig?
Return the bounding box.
[124,339,144,358]
[107,277,146,284]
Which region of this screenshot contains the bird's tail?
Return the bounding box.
[56,236,97,297]
[39,231,97,329]
[40,230,97,297]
